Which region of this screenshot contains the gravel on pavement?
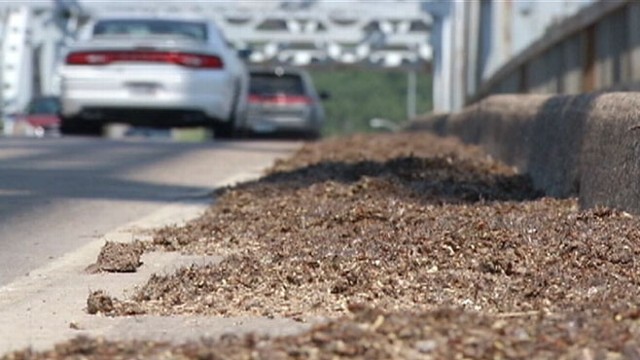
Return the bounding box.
[5,132,640,359]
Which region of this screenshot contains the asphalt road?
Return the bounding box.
[0,135,300,287]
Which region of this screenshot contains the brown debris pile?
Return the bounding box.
[86,290,114,315]
[92,133,546,318]
[98,196,640,323]
[86,290,141,315]
[98,133,640,322]
[6,305,640,359]
[10,132,640,359]
[94,134,640,320]
[86,241,144,273]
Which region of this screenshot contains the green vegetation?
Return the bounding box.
[171,127,211,142]
[309,68,433,136]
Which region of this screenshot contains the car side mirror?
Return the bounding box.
[319,91,330,100]
[237,49,252,60]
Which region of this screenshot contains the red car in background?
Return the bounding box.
[15,96,61,137]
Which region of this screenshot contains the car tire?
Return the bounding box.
[213,120,235,139]
[304,130,321,140]
[60,116,103,136]
[213,81,244,139]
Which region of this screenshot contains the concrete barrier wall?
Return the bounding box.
[411,93,640,214]
[435,1,640,213]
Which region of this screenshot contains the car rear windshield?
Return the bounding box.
[93,19,207,41]
[250,73,305,96]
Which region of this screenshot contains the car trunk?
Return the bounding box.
[248,73,312,118]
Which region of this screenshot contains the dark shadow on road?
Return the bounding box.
[0,137,298,222]
[235,131,320,142]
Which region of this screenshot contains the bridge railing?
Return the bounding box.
[469,0,640,105]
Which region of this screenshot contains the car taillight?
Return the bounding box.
[65,51,224,69]
[249,94,312,105]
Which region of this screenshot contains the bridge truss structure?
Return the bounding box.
[0,0,432,116]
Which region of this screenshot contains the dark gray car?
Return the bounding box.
[244,67,326,138]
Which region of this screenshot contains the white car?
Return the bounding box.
[59,16,248,137]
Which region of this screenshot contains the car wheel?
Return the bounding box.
[213,120,235,139]
[60,116,103,136]
[304,130,321,141]
[213,81,244,139]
